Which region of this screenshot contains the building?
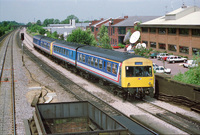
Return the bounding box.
[88,16,158,46]
[140,6,200,58]
[44,19,89,39]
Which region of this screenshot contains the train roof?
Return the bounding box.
[54,40,86,49]
[78,45,141,62]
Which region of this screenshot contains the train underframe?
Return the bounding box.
[34,46,154,100]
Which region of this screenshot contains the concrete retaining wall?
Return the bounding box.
[155,73,200,105]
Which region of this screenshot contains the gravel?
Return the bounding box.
[16,28,200,134]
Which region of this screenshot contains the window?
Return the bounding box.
[112,64,117,75]
[150,42,156,48]
[168,44,177,52]
[142,41,148,47]
[159,43,166,50]
[71,51,74,58]
[126,66,152,77]
[95,58,98,67]
[96,28,98,31]
[99,59,103,69]
[112,27,115,34]
[168,28,176,34]
[158,28,166,34]
[118,27,126,34]
[179,29,189,35]
[79,54,82,61]
[88,56,91,65]
[107,62,111,72]
[192,48,200,55]
[142,27,148,33]
[192,29,200,36]
[150,28,156,33]
[179,46,189,54]
[91,57,94,66]
[83,55,85,63]
[91,27,94,32]
[66,50,69,56]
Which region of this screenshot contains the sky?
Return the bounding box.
[0,0,200,24]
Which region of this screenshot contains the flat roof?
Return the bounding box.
[141,6,200,29]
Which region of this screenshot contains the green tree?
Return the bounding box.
[61,15,79,24]
[54,19,60,24]
[39,28,46,35]
[67,28,96,46]
[36,20,42,25]
[98,25,111,49]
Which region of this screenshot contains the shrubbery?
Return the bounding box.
[173,55,200,85]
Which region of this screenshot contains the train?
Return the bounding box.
[33,35,154,99]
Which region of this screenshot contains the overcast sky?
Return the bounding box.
[0,0,200,24]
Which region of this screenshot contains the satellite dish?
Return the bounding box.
[136,43,146,49]
[129,31,140,44]
[123,31,131,43]
[126,45,132,51]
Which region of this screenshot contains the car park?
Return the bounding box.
[154,66,171,74]
[157,53,169,60]
[166,56,187,63]
[150,52,159,58]
[183,60,198,68]
[162,55,174,61]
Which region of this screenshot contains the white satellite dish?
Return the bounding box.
[126,45,132,51]
[129,31,140,44]
[136,43,146,49]
[123,31,131,43]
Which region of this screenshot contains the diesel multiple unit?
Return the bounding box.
[33,35,154,99]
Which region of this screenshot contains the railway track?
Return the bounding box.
[18,31,156,134]
[0,31,16,134]
[21,31,200,134]
[135,99,200,134]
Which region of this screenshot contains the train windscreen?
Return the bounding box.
[126,66,152,77]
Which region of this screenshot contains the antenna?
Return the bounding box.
[123,31,131,43]
[129,31,140,44]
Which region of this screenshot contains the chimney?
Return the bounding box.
[101,18,104,20]
[72,19,76,27]
[124,16,128,19]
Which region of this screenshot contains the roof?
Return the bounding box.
[113,16,159,27]
[141,6,200,28]
[78,45,141,62]
[92,18,111,27]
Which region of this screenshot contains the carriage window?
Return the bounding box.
[112,63,117,74]
[107,62,111,72]
[71,51,74,58]
[79,54,82,61]
[66,50,69,56]
[88,56,91,65]
[126,66,152,77]
[95,58,98,67]
[83,55,86,63]
[91,57,94,66]
[99,60,103,69]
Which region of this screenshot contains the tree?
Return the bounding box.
[39,28,46,35]
[54,19,60,24]
[61,15,79,24]
[98,25,111,49]
[36,20,42,25]
[67,28,96,46]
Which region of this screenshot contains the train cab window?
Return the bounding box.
[126,66,152,77]
[99,60,103,69]
[112,63,117,74]
[83,55,86,63]
[95,58,98,68]
[107,62,111,72]
[91,57,94,66]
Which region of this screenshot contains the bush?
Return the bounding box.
[118,43,125,48]
[173,55,200,85]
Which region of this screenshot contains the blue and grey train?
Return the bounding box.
[33,35,154,99]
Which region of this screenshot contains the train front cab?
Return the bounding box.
[121,57,154,98]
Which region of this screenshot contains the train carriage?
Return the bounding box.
[33,35,154,99]
[52,41,85,66]
[33,35,56,54]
